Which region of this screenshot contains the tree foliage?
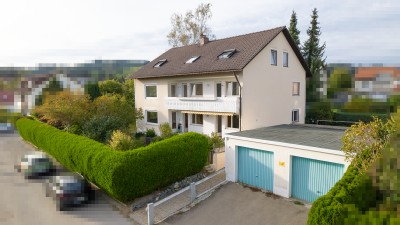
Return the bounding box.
[302,8,326,103]
[327,68,352,99]
[167,3,215,47]
[289,10,301,48]
[341,117,395,173]
[98,80,123,96]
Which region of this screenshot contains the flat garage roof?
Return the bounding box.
[227,124,347,151]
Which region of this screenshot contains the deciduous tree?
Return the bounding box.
[167,3,215,47]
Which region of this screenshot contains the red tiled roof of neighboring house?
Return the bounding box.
[0,91,14,104]
[355,67,400,80]
[132,26,311,79]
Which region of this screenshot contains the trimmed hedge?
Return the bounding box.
[307,165,378,225]
[333,112,389,123]
[16,118,209,202]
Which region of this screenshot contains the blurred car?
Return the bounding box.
[44,173,95,211]
[15,152,54,178]
[0,123,13,132]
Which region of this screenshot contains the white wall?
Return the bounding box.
[225,135,349,199]
[241,32,306,130]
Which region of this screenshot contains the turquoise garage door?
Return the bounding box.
[238,146,274,192]
[291,156,344,202]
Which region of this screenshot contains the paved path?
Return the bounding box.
[0,133,133,225]
[161,182,310,225]
[130,171,226,225]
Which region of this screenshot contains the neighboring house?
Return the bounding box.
[354,67,400,101]
[132,26,311,136]
[225,124,349,203]
[0,91,21,113]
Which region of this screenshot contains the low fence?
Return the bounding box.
[145,169,226,225]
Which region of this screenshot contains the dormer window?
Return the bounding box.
[154,59,167,68]
[218,49,236,59]
[186,56,200,64]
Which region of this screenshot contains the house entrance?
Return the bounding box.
[217,115,222,133]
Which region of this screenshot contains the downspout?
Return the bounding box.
[233,72,242,131]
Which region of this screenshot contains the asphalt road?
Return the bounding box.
[0,132,133,225]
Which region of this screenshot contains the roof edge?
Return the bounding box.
[131,69,242,79]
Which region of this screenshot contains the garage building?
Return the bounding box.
[225,124,349,203]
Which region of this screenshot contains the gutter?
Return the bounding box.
[233,72,242,131]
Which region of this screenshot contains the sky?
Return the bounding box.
[0,0,399,67]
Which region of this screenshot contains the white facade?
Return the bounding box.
[224,134,349,199]
[134,31,307,136]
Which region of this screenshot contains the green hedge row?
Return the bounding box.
[307,165,377,225]
[16,117,209,202]
[333,112,389,123]
[344,205,400,225]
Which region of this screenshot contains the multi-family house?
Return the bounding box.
[354,67,400,101]
[132,26,311,136]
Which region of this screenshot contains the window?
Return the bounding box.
[292,82,300,96]
[270,49,277,66]
[216,83,222,97]
[183,83,188,97]
[170,84,176,97]
[171,111,177,129]
[190,83,203,96]
[227,115,239,128]
[192,114,203,125]
[226,82,239,96]
[283,52,288,67]
[146,111,158,124]
[145,85,157,98]
[292,110,299,122]
[186,56,200,63]
[154,59,167,68]
[362,81,370,88]
[218,49,236,59]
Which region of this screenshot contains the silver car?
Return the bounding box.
[15,153,54,178]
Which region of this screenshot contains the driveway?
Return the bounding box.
[0,132,133,225]
[161,182,310,225]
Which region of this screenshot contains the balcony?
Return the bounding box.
[165,97,240,114]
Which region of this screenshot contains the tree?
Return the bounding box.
[341,117,395,173]
[122,79,135,106]
[98,80,123,96]
[302,8,327,103]
[167,3,215,47]
[327,68,352,99]
[288,10,301,48]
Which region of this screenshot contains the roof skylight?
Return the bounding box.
[154,59,167,68]
[186,56,200,64]
[218,49,236,59]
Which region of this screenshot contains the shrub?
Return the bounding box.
[82,115,123,143]
[208,132,224,150]
[159,122,173,139]
[109,130,135,151]
[306,101,333,124]
[16,118,209,202]
[333,112,389,123]
[307,165,377,225]
[146,128,156,137]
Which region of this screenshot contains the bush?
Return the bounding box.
[306,101,333,124]
[307,165,378,225]
[109,130,135,151]
[333,112,389,123]
[82,115,124,143]
[208,132,224,150]
[344,206,400,225]
[146,128,156,137]
[159,122,173,139]
[16,118,209,202]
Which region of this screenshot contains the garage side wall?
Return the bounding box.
[225,136,349,199]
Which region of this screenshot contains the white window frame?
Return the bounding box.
[292,109,299,123]
[283,51,289,67]
[146,110,158,124]
[226,81,239,96]
[186,56,200,64]
[270,49,277,66]
[190,83,203,97]
[169,83,177,97]
[292,82,300,96]
[191,114,203,125]
[145,84,157,98]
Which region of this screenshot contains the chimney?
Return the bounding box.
[200,34,209,46]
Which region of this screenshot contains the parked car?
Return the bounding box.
[0,122,13,133]
[15,152,54,178]
[44,173,95,211]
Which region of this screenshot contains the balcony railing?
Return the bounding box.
[165,97,240,114]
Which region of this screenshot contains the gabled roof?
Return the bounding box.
[355,67,400,80]
[132,26,311,79]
